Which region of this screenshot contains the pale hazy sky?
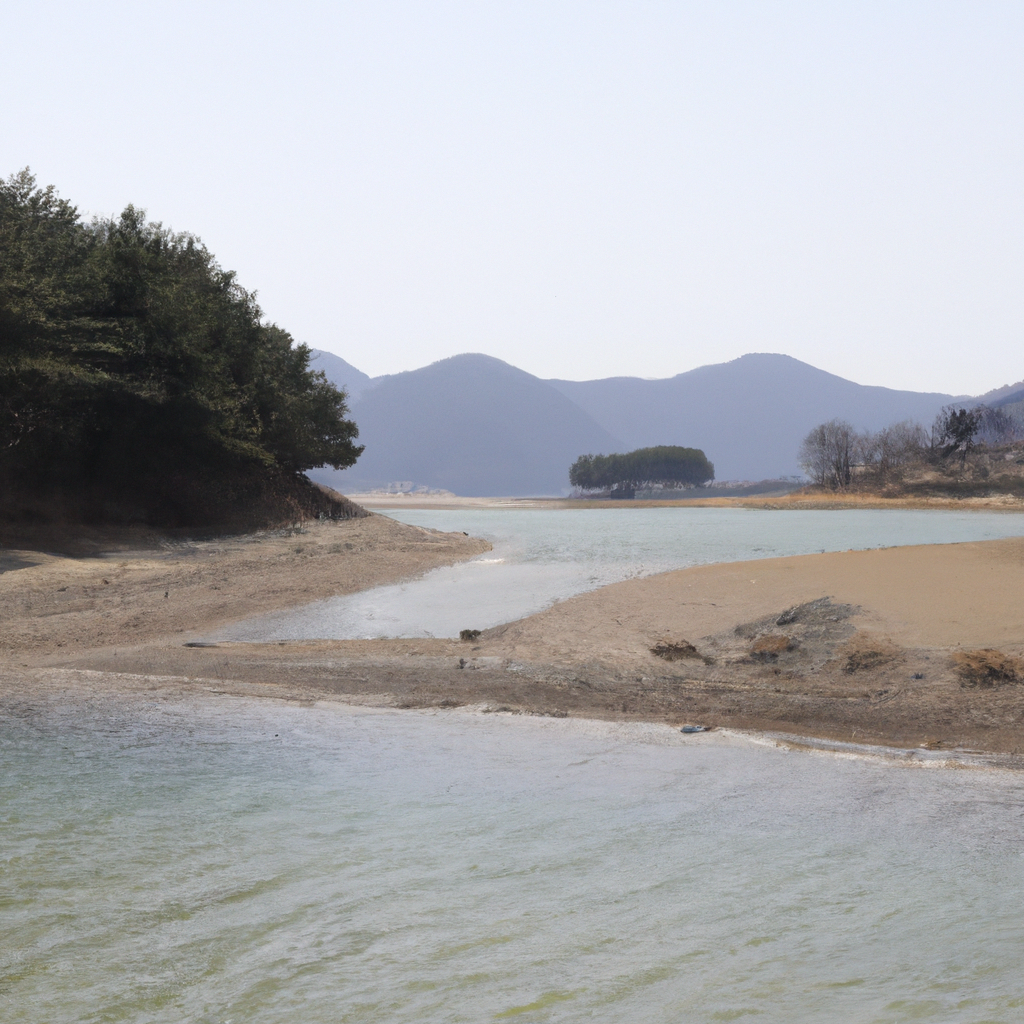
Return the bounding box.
[4,1,1022,394]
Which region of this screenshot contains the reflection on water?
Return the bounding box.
[2,690,1023,1023]
[216,507,1024,640]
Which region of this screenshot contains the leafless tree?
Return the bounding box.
[976,406,1020,446]
[860,420,927,484]
[799,419,856,489]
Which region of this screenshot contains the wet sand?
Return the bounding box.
[3,519,1024,757]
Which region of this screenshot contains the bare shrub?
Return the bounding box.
[651,640,705,661]
[799,420,856,489]
[838,633,903,673]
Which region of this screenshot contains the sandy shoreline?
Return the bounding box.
[9,665,1019,772]
[0,514,490,657]
[3,510,1024,757]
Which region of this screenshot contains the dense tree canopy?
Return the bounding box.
[570,446,714,497]
[1,169,362,527]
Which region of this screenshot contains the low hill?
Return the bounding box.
[989,387,1024,430]
[311,354,621,496]
[977,379,1024,405]
[1,171,362,531]
[548,354,959,480]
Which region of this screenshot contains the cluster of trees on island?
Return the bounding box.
[799,404,1022,491]
[569,445,714,498]
[1,170,363,528]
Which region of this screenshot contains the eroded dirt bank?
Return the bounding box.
[5,532,1024,757]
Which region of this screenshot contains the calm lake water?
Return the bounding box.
[3,690,1023,1024]
[217,507,1024,640]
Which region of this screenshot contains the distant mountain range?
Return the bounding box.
[308,350,1019,496]
[311,352,619,496]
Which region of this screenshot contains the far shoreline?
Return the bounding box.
[349,491,1024,513]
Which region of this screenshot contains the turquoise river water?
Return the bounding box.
[218,507,1024,640]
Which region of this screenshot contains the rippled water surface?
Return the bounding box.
[217,507,1024,640]
[3,691,1024,1024]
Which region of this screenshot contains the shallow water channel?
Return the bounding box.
[2,691,1023,1023]
[217,507,1024,640]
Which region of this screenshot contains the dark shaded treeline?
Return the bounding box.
[1,170,362,529]
[569,446,714,498]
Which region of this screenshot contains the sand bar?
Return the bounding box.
[0,514,489,657]
[3,516,1024,756]
[492,537,1024,658]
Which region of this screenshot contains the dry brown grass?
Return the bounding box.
[750,633,795,660]
[952,648,1024,687]
[838,632,904,674]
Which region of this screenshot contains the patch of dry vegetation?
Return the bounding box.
[837,633,904,674]
[650,639,707,662]
[952,649,1024,688]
